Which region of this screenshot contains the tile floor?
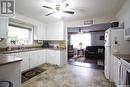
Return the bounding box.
[22,64,115,87]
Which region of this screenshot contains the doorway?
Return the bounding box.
[67,26,106,70]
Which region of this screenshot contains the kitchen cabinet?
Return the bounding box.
[6,52,30,72]
[113,56,120,86]
[29,51,39,68]
[46,49,65,66]
[5,49,65,72]
[18,52,30,71]
[34,23,46,40]
[0,17,8,38]
[37,50,46,65]
[0,61,21,87]
[46,21,64,40]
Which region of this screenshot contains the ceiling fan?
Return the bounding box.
[43,0,75,16]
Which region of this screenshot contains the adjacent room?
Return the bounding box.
[67,23,111,69]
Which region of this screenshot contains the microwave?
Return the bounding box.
[124,28,130,40]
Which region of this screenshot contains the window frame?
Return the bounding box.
[8,22,34,47]
[70,33,91,49]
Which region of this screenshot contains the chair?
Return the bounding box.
[68,45,74,58]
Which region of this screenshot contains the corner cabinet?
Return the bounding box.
[46,21,64,40]
[46,49,65,66]
[0,17,8,38]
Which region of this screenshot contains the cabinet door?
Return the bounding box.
[53,51,60,65]
[34,24,46,40]
[113,57,120,85]
[46,21,64,40]
[37,50,46,65]
[46,50,53,64]
[29,51,38,69]
[60,50,65,66]
[18,52,30,72]
[46,50,61,65]
[0,17,8,38]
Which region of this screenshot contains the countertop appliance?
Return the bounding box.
[42,41,49,48]
[105,28,130,82]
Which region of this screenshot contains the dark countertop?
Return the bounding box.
[0,54,22,66]
[1,48,66,54]
[113,53,130,60]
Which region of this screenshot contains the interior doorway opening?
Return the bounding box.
[67,23,111,69]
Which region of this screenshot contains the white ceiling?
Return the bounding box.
[15,0,125,23]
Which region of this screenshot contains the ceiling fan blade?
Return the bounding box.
[45,12,55,16]
[43,6,53,10]
[63,11,75,15]
[44,0,66,4]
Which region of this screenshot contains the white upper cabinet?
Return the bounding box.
[34,23,46,40]
[0,17,8,38]
[46,21,64,40]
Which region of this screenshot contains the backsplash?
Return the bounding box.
[35,40,66,48]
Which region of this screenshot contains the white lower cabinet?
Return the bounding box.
[46,49,65,66]
[37,50,46,65]
[29,51,39,69]
[19,52,30,71]
[113,56,120,86]
[6,49,65,72]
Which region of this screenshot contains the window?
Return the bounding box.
[70,33,91,49]
[8,25,33,45]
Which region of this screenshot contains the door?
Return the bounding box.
[105,29,111,46]
[37,50,46,65]
[105,46,111,79]
[29,51,38,69]
[16,52,30,72]
[113,57,120,85]
[46,50,54,64]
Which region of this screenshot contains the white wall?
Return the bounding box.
[116,0,130,54]
[65,16,116,28]
[117,0,130,27]
[91,32,105,46]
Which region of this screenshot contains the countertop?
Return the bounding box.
[1,48,66,54]
[0,54,22,66]
[113,53,130,60]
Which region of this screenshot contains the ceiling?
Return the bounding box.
[15,0,125,23]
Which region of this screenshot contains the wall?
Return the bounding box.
[116,0,130,54]
[65,16,116,28]
[91,32,105,46]
[117,0,130,27]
